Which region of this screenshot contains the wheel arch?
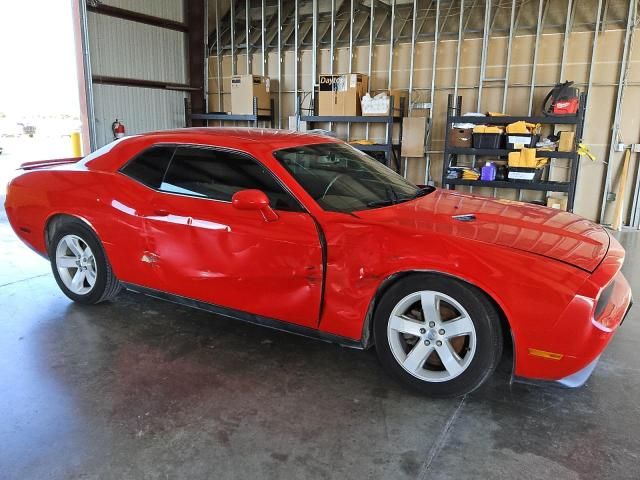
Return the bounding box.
[361,270,515,365]
[44,213,100,253]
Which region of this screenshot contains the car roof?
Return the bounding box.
[139,127,340,150]
[84,127,343,172]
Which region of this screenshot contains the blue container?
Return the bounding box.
[481,162,497,181]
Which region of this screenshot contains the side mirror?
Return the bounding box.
[231,189,278,222]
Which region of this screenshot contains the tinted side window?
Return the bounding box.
[161,147,302,211]
[121,146,175,189]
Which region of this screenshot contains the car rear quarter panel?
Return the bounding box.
[5,167,155,286]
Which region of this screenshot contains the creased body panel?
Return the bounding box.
[369,190,609,272]
[141,193,324,328]
[316,212,589,380]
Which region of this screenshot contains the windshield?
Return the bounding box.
[273,143,433,213]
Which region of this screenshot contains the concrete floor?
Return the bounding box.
[1,199,639,480]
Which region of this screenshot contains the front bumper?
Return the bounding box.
[555,297,633,387]
[515,268,632,384]
[556,355,602,388]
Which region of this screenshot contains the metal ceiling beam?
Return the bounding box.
[372,0,391,13]
[299,19,314,46]
[215,0,222,111]
[396,5,414,39]
[374,8,389,41]
[245,0,251,73]
[528,0,545,115]
[453,0,464,101]
[212,0,631,53]
[599,0,610,31]
[87,3,188,32]
[277,0,282,128]
[282,19,297,46]
[477,0,491,111]
[439,0,455,36]
[353,6,370,41]
[366,0,374,138]
[318,17,334,44]
[408,0,418,111]
[584,0,604,118]
[502,0,517,112]
[416,1,434,37]
[387,0,395,89]
[330,0,336,74]
[335,15,351,43]
[261,0,266,75]
[230,0,236,75]
[464,0,479,31]
[266,3,296,50]
[559,0,575,81]
[425,0,440,185]
[311,0,318,104]
[294,0,299,123]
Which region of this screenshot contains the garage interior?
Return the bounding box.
[1,0,640,478]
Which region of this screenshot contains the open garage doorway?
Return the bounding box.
[0,1,83,195]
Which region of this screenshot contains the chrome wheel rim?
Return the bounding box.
[387,291,477,383]
[55,234,97,295]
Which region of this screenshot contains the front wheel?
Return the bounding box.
[373,274,503,397]
[49,220,121,304]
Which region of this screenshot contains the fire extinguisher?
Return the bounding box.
[112,119,125,140]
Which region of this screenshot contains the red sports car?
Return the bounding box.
[4,128,633,397]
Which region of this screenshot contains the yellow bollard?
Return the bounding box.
[70,131,82,157]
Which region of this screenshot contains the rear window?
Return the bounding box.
[120,146,175,189]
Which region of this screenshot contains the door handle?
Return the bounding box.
[153,209,170,217]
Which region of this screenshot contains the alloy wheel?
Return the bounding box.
[387,290,477,382]
[55,234,98,295]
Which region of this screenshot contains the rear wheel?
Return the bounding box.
[374,274,503,397]
[49,220,121,304]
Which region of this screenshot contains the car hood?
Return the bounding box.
[355,189,609,272]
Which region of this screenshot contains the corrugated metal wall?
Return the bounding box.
[100,0,184,21]
[92,85,187,147]
[88,15,187,83]
[86,0,187,148]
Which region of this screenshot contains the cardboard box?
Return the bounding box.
[207,94,217,112]
[288,116,307,132]
[230,75,271,115]
[361,89,406,116]
[388,90,407,116]
[207,78,219,96]
[402,117,426,157]
[547,196,568,211]
[448,127,473,148]
[558,131,575,152]
[318,73,368,116]
[207,56,219,78]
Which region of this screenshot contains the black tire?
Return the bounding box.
[373,274,503,397]
[48,219,121,305]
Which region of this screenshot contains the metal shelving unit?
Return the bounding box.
[299,96,405,169]
[187,97,275,127]
[442,92,587,212]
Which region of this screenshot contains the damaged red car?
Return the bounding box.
[5,128,633,397]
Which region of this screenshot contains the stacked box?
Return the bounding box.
[318,74,368,116]
[230,75,271,115]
